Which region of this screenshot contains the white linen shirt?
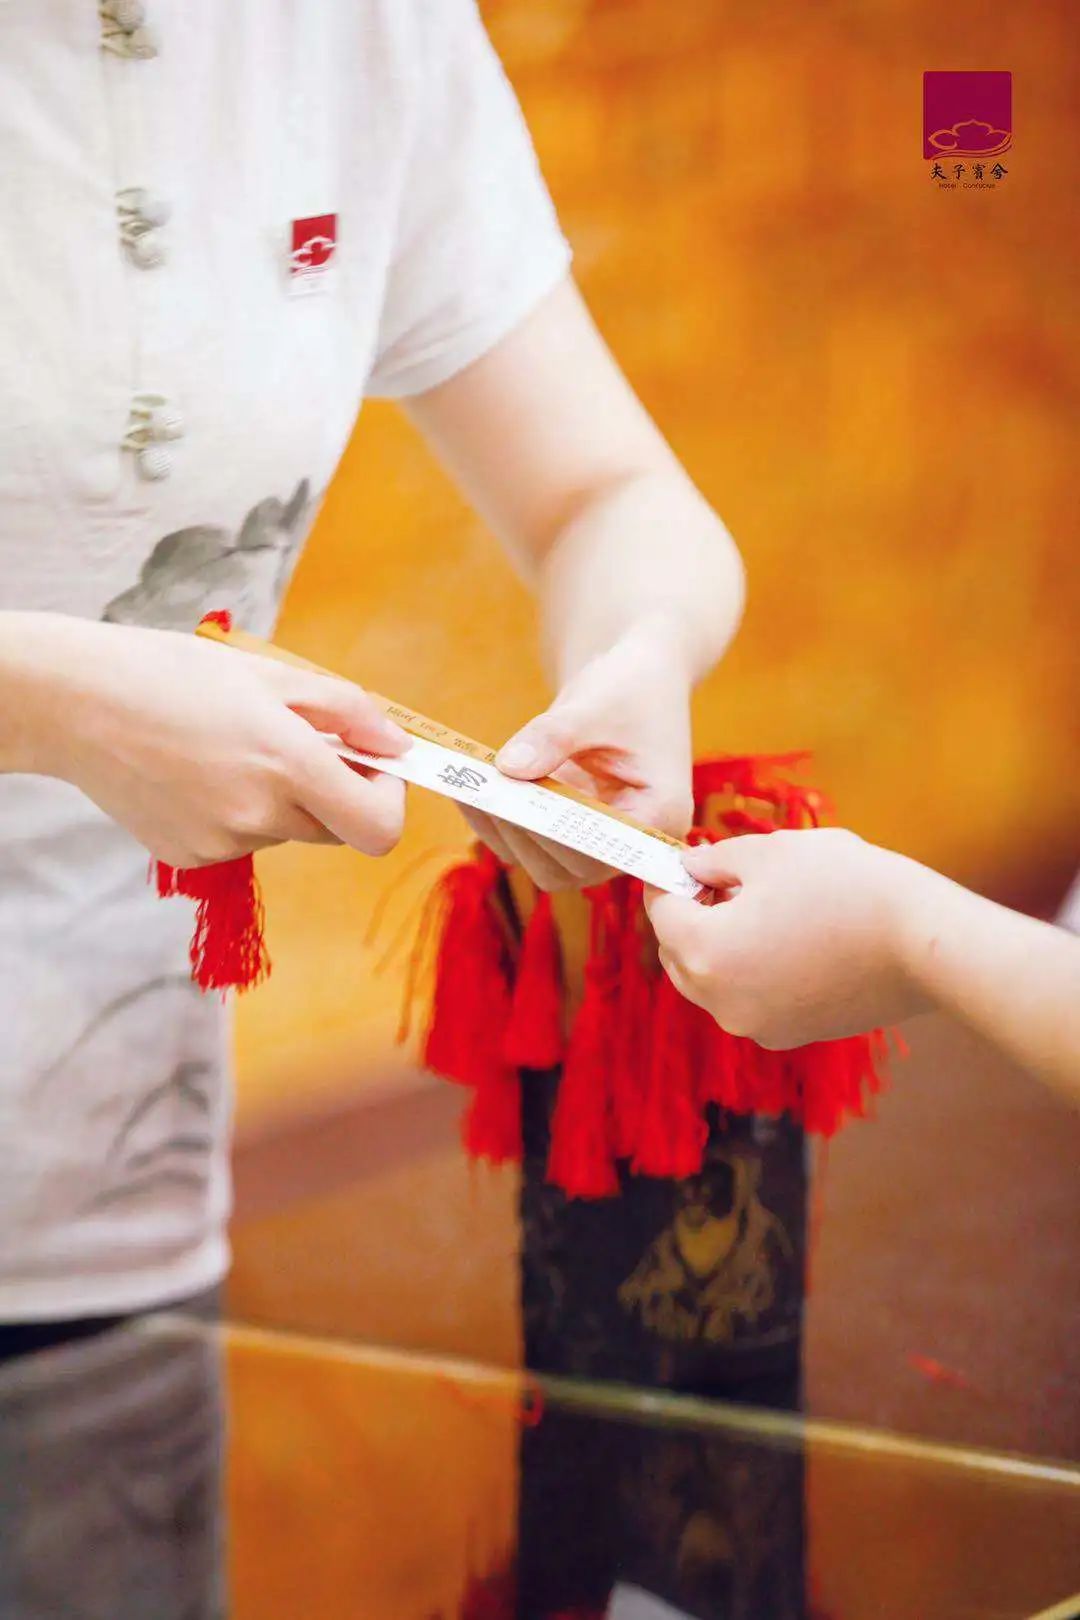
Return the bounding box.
[0,0,570,1319]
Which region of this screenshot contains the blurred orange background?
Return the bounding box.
[227,0,1079,1451]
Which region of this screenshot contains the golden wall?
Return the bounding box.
[235,0,1078,1120]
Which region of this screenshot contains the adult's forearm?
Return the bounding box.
[406,278,745,688]
[897,863,1080,1099]
[0,610,70,774]
[537,467,744,683]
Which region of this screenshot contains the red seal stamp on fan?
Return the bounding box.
[287,214,338,296]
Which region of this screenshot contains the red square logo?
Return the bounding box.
[289,214,338,275]
[923,71,1012,161]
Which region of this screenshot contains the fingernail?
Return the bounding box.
[497,741,538,774]
[682,845,711,872]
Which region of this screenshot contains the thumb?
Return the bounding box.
[495,707,580,781]
[682,834,770,891]
[285,672,410,757]
[644,886,717,962]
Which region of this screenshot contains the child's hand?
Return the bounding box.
[644,829,932,1048]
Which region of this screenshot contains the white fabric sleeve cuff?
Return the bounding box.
[366,239,572,401]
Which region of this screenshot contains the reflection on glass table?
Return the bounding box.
[0,1313,1077,1620]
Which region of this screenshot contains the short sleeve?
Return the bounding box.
[365,0,572,400]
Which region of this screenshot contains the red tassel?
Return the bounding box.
[610,878,651,1161]
[693,752,824,834]
[422,847,521,1166]
[699,1018,752,1116]
[546,890,620,1198]
[632,970,710,1180]
[716,807,777,836]
[462,1068,521,1168]
[503,890,564,1070]
[155,854,270,994]
[797,1028,888,1137]
[424,848,510,1086]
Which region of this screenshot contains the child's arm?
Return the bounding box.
[644,830,1080,1102]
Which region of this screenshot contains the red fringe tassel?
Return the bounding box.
[547,890,621,1198]
[504,891,565,1070]
[610,879,650,1161]
[421,846,522,1165]
[632,971,710,1181]
[154,852,270,995]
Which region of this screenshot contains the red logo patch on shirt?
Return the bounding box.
[288,214,338,295]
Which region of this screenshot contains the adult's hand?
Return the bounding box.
[464,617,693,889]
[0,612,409,868]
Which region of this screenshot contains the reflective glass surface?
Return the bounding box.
[1,1313,1077,1620]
